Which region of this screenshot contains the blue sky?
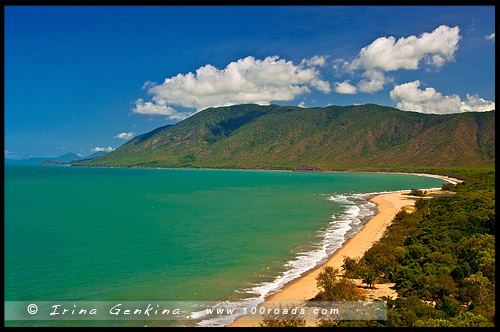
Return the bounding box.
[4,6,495,159]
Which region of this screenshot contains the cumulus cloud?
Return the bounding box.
[349,25,461,72]
[357,70,393,93]
[390,80,495,114]
[91,147,115,153]
[337,25,461,93]
[133,98,192,120]
[463,94,497,112]
[298,101,307,108]
[485,33,495,41]
[334,80,358,94]
[134,55,330,117]
[301,55,328,67]
[114,132,136,140]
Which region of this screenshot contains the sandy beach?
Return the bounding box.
[226,173,460,327]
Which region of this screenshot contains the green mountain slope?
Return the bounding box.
[79,104,495,170]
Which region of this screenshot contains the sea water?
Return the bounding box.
[4,165,447,326]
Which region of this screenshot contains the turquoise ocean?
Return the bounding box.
[4,165,447,326]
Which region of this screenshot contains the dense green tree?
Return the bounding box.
[312,168,495,328]
[311,266,362,301]
[410,188,425,196]
[362,271,377,289]
[341,256,359,278]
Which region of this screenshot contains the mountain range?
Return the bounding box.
[78,103,495,171]
[5,151,108,165]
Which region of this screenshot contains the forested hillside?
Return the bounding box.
[77,104,495,171]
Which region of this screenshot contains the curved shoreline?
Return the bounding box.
[226,174,457,327]
[72,164,464,185]
[66,165,461,326]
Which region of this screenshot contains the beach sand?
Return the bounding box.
[226,191,421,327]
[225,173,462,327]
[410,173,463,185]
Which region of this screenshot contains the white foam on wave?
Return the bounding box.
[196,182,446,326]
[194,193,378,327]
[196,178,452,325]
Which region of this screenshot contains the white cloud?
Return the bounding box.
[462,94,497,112]
[5,150,12,156]
[357,70,393,93]
[135,55,331,116]
[301,55,328,67]
[91,147,115,153]
[133,98,192,120]
[298,101,306,107]
[141,80,156,90]
[339,25,461,93]
[349,25,461,72]
[390,80,495,114]
[334,80,358,94]
[332,58,350,78]
[114,132,136,140]
[485,33,495,41]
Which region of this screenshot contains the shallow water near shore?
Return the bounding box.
[4,165,446,327]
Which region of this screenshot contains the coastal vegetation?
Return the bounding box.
[311,267,363,301]
[312,168,495,327]
[74,103,495,327]
[260,305,307,328]
[409,188,425,196]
